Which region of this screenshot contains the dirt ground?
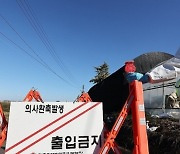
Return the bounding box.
[104,113,180,154]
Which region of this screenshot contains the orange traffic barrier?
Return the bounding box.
[103,123,122,154]
[77,92,92,102]
[131,81,149,154]
[0,103,8,147]
[99,80,149,154]
[23,89,43,102]
[23,89,34,102]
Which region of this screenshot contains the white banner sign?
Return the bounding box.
[5,102,103,154]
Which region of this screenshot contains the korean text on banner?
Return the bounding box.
[5,102,103,154]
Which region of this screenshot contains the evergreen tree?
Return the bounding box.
[89,62,110,84]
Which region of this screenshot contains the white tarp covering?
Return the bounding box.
[147,49,180,83]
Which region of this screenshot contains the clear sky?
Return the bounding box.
[0,0,180,102]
